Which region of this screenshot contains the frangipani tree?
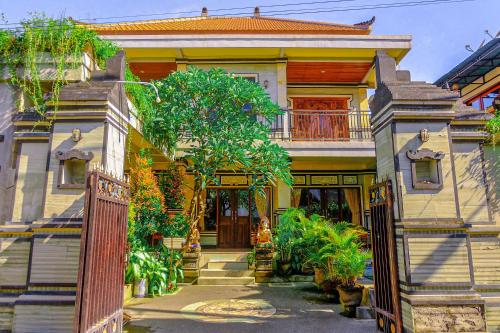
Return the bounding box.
[144,67,292,251]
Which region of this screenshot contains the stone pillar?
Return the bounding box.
[276,61,289,140]
[0,84,17,225]
[0,53,129,333]
[370,51,496,332]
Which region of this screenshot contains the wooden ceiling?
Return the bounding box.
[128,62,177,81]
[287,61,372,83]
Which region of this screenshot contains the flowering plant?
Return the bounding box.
[129,151,165,246]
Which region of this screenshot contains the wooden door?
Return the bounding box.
[290,97,350,140]
[234,190,251,248]
[216,189,251,248]
[218,189,233,248]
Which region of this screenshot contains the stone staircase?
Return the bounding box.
[197,251,255,285]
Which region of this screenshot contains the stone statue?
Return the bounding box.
[256,217,273,247]
[190,227,201,252]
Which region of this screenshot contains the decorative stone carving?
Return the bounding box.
[56,150,94,189]
[412,305,486,332]
[419,128,430,142]
[56,149,94,161]
[71,128,82,142]
[406,149,444,190]
[406,149,444,161]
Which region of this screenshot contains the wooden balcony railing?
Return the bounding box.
[268,109,372,141]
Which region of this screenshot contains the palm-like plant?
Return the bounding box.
[318,224,371,288]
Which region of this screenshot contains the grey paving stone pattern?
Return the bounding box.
[124,283,377,333]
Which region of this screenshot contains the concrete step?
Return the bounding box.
[200,269,255,277]
[197,276,255,285]
[202,252,250,262]
[207,260,248,270]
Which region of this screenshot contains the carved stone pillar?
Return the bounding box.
[370,51,495,332]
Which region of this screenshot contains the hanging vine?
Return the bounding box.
[0,14,120,116]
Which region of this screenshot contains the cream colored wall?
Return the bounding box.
[43,122,104,219]
[29,236,80,284]
[105,122,126,177]
[190,63,279,103]
[374,125,400,219]
[483,145,499,224]
[395,122,457,219]
[11,142,49,222]
[0,238,30,286]
[0,84,17,224]
[453,142,491,223]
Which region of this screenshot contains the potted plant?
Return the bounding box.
[319,226,371,317]
[334,245,371,317]
[273,208,309,277]
[247,248,256,269]
[126,249,150,298]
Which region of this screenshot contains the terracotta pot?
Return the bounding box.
[314,268,325,285]
[337,285,364,317]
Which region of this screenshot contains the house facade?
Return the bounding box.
[87,8,411,248]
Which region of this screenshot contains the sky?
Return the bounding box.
[0,0,498,82]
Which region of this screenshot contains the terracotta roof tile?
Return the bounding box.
[83,16,373,35]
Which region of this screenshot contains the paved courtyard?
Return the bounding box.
[123,283,377,333]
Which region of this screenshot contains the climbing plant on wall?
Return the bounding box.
[0,14,120,116]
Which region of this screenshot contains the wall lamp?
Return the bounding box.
[108,80,161,103]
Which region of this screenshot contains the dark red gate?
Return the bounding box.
[369,180,402,333]
[74,169,130,333]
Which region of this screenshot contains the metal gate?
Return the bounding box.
[369,180,402,333]
[74,169,130,333]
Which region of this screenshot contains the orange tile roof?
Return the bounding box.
[83,16,374,35]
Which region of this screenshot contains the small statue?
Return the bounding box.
[256,217,273,248]
[190,227,201,252]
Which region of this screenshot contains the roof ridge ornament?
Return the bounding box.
[354,16,375,27]
[201,7,208,17]
[254,7,261,18]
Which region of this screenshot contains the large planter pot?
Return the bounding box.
[124,284,133,302]
[133,279,148,298]
[337,285,364,317]
[314,268,325,286]
[163,237,184,250]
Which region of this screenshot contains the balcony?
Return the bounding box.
[268,109,372,142]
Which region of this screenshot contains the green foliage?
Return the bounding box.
[247,248,256,266]
[146,67,292,251]
[156,163,185,209]
[161,213,189,238]
[147,67,292,189]
[0,14,119,116]
[125,246,184,295]
[318,224,371,288]
[274,208,370,282]
[486,108,500,135]
[273,208,314,270]
[125,67,155,121]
